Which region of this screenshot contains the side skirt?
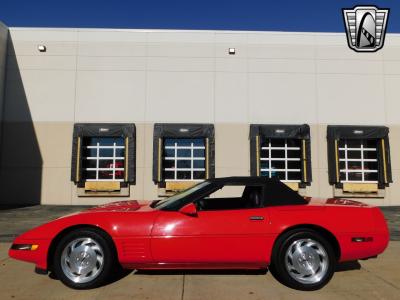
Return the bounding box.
[121,262,268,270]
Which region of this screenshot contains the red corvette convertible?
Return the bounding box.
[9,177,389,291]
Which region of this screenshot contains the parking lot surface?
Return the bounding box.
[0,205,89,242]
[0,242,399,300]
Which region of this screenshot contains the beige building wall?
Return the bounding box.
[1,27,400,206]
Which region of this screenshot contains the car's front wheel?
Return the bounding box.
[270,229,336,291]
[53,228,116,289]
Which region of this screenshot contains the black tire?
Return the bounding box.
[53,228,117,289]
[269,229,336,291]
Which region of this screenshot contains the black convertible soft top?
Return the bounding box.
[206,176,307,206]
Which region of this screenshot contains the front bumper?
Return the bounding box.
[9,238,51,270]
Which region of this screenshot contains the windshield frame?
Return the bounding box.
[153,181,213,211]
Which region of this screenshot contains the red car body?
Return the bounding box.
[9,195,389,273]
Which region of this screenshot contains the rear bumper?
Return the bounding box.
[338,206,390,262]
[8,238,51,270]
[338,232,389,262]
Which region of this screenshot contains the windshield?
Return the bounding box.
[153,181,211,210]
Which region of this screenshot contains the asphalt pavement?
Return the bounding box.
[0,242,399,299]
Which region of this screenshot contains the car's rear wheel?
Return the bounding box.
[270,229,335,291]
[53,228,116,289]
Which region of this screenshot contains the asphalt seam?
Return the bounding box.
[181,274,185,300]
[0,257,9,264]
[361,266,400,291]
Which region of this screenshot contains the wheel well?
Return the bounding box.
[274,224,341,260]
[47,224,117,272]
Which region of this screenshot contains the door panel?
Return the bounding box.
[151,208,274,264]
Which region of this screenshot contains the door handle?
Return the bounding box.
[249,216,264,221]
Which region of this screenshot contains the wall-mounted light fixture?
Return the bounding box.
[37,45,46,52]
[228,48,236,55]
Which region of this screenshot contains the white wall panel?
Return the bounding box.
[78,42,146,57]
[147,57,214,72]
[146,71,214,122]
[5,28,400,126]
[247,44,315,59]
[77,56,146,71]
[215,58,247,73]
[317,74,386,124]
[75,70,146,122]
[4,69,75,122]
[8,41,78,56]
[147,43,214,58]
[317,59,383,75]
[248,73,317,124]
[384,75,400,124]
[249,58,314,73]
[316,45,382,60]
[247,32,315,45]
[215,72,248,123]
[384,61,400,74]
[9,28,77,42]
[8,55,76,70]
[147,31,215,43]
[78,30,147,43]
[382,47,400,60]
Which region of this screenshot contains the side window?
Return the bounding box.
[196,184,263,211]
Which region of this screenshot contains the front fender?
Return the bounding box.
[9,212,115,270]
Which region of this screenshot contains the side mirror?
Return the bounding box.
[179,203,198,217]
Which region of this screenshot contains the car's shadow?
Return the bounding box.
[335,260,361,272]
[266,260,362,290]
[135,261,361,276]
[48,261,361,288]
[48,267,134,286]
[135,269,269,276]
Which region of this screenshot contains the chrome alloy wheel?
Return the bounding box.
[284,238,329,284]
[60,237,104,284]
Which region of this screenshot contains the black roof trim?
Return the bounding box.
[206,176,307,206]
